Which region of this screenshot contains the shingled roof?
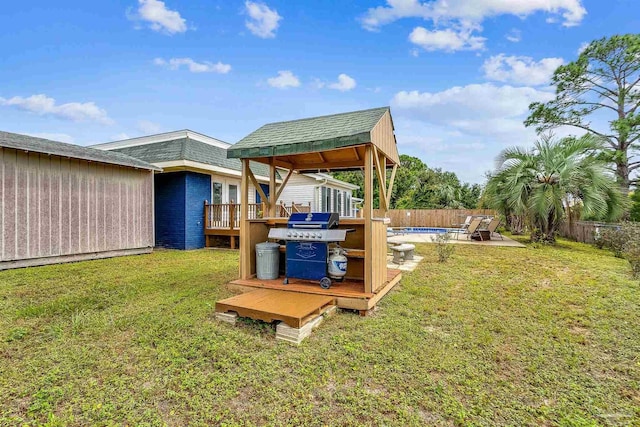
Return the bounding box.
[0,131,160,171]
[109,136,272,178]
[227,107,390,159]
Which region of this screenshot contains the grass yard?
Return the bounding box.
[1,241,639,426]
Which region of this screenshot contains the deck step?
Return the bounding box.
[215,289,336,328]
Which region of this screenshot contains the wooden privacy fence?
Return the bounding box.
[559,221,620,244]
[374,209,496,228]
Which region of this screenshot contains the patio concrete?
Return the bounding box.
[387,255,424,272]
[388,233,526,248]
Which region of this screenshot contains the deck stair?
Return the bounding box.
[215,289,336,328]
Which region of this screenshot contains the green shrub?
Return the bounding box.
[597,222,640,278]
[598,226,627,257]
[626,245,640,279]
[432,232,455,262]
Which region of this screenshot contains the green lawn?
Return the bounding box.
[1,240,639,426]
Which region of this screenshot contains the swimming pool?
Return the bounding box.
[390,227,453,234]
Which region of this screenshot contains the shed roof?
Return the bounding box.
[0,131,160,171]
[227,107,391,160]
[109,137,272,178]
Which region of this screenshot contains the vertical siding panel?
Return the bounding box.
[70,159,80,254]
[40,154,51,257]
[88,162,97,252]
[118,168,123,249]
[80,161,88,253]
[28,152,40,258]
[106,165,114,251]
[128,170,134,248]
[0,148,4,260]
[146,172,153,247]
[50,156,60,256]
[59,158,70,255]
[95,163,104,252]
[15,151,29,259]
[3,149,16,260]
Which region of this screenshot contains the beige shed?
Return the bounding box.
[0,131,160,270]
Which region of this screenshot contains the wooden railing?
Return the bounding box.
[204,202,264,229]
[276,202,311,217]
[204,201,314,230]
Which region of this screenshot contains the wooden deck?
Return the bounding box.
[227,269,402,311]
[215,289,336,328]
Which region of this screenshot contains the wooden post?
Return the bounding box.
[269,160,276,217]
[364,145,373,293]
[204,200,209,247]
[240,159,251,279]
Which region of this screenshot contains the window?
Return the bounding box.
[337,190,342,215]
[212,182,222,204]
[321,187,327,211]
[346,193,352,217]
[229,184,238,203]
[332,189,339,213]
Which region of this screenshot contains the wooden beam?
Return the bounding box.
[372,146,387,211]
[269,159,276,217]
[292,159,364,170]
[247,168,268,205]
[317,151,326,162]
[240,159,251,279]
[385,163,397,209]
[275,168,294,201]
[352,147,360,161]
[363,145,373,294]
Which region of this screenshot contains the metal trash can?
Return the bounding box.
[255,242,280,280]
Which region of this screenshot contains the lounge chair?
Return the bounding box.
[453,215,472,229]
[485,218,503,240]
[457,218,482,240]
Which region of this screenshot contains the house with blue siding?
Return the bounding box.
[92,130,359,250]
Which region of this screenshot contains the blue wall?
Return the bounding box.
[154,171,211,250]
[185,172,211,249]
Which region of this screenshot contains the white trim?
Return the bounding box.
[90,130,231,150]
[153,160,271,182]
[305,172,359,190]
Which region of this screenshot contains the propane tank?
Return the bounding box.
[328,247,347,281]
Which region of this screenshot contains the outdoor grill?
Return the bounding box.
[268,212,347,289]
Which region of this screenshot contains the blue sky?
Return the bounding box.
[1,0,638,183]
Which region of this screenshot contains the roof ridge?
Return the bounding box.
[0,131,159,171]
[261,106,389,127]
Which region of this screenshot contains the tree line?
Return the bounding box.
[333,154,482,210]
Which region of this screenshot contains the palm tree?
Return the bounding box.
[486,134,624,243]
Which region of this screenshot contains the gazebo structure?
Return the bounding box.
[225,106,401,313]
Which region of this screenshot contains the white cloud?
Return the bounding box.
[482,54,564,86]
[137,120,163,134]
[505,28,521,42]
[244,1,282,38]
[267,70,300,89]
[328,74,357,92]
[390,83,561,182]
[409,23,485,52]
[24,132,76,144]
[0,94,114,125]
[361,0,585,53]
[361,0,587,30]
[153,57,231,73]
[130,0,187,34]
[391,83,554,137]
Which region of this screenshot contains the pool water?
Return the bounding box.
[393,227,452,234]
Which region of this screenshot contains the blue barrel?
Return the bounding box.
[255,242,280,280]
